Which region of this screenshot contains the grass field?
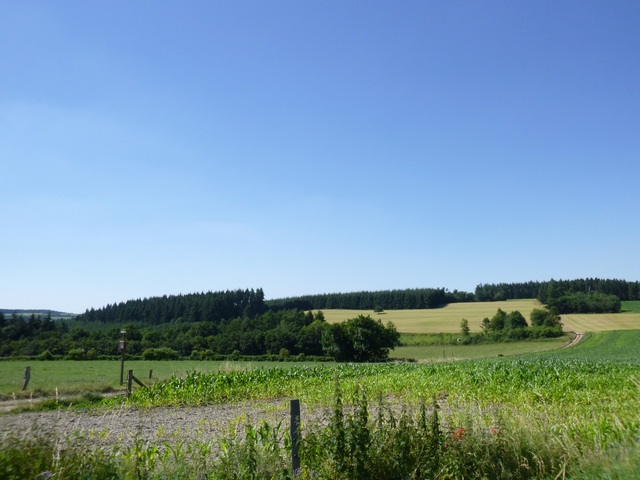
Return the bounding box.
[0,334,572,398]
[0,359,328,398]
[622,300,640,313]
[391,335,572,361]
[543,329,640,362]
[316,299,640,333]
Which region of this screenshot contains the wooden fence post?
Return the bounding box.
[126,370,146,398]
[149,369,153,380]
[290,399,301,472]
[22,366,31,391]
[127,369,133,397]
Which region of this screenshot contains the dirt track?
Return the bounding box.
[561,331,584,349]
[0,399,312,449]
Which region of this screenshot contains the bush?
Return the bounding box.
[66,348,86,360]
[37,350,54,361]
[141,347,179,360]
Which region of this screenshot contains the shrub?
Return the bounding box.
[66,348,86,360]
[141,347,179,360]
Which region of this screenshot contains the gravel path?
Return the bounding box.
[0,398,325,450]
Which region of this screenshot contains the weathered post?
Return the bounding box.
[127,369,133,397]
[22,366,31,391]
[290,399,301,472]
[149,369,153,380]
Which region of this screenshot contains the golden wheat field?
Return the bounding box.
[315,299,640,333]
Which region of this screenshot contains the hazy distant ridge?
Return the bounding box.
[0,309,76,318]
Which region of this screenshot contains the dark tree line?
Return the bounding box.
[0,309,399,363]
[77,289,267,324]
[266,288,474,311]
[72,279,639,326]
[475,278,640,303]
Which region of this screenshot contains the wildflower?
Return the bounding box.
[453,428,465,442]
[491,428,499,435]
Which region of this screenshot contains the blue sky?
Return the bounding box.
[2,1,639,313]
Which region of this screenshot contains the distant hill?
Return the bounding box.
[0,309,77,319]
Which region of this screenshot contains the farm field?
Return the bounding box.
[0,359,328,399]
[2,330,638,478]
[316,299,543,333]
[0,335,575,398]
[390,335,571,361]
[317,299,640,333]
[561,311,640,331]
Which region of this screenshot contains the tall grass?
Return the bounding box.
[2,380,637,479]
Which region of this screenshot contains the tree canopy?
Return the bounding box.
[321,315,400,362]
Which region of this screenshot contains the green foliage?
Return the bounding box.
[459,318,470,336]
[477,308,560,341]
[322,315,400,362]
[488,308,507,331]
[141,347,179,360]
[476,277,640,302]
[77,288,267,324]
[505,310,528,329]
[530,307,561,327]
[551,291,621,314]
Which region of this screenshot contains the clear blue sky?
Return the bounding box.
[2,1,639,313]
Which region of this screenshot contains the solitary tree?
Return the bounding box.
[460,318,470,336]
[322,315,400,362]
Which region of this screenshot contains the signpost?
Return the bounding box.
[119,330,126,385]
